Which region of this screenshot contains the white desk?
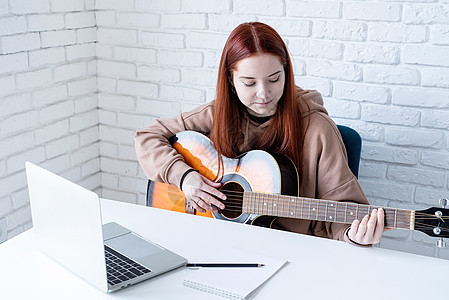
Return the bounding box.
[1,198,448,300]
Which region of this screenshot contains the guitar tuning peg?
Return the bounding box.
[437,238,446,248]
[439,198,448,208]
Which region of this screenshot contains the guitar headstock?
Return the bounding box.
[415,205,449,239]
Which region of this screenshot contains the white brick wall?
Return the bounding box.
[0,0,99,241]
[1,0,449,262]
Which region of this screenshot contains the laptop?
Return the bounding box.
[25,162,187,292]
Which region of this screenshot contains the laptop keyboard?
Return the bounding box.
[104,245,152,286]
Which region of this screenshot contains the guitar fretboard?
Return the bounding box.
[242,192,414,230]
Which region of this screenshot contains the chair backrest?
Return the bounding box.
[337,125,362,178]
[146,126,362,206]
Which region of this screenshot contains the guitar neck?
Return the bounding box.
[242,192,415,230]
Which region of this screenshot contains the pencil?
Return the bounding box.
[186,263,264,268]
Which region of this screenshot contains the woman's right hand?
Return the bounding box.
[182,171,226,213]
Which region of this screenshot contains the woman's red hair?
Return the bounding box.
[210,22,309,179]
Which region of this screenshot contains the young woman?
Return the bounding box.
[135,22,385,246]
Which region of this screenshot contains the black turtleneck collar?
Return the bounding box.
[246,111,272,124]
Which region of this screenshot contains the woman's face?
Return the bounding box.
[232,54,285,117]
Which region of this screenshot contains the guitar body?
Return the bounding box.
[147,131,299,227]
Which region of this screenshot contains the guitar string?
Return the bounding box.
[217,189,449,219]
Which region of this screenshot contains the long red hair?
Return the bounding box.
[210,22,309,179]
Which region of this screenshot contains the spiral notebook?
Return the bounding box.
[182,248,287,299]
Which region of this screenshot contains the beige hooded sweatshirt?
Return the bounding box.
[134,87,369,242]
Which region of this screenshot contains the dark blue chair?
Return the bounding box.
[337,125,362,178]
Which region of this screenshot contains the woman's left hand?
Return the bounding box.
[346,208,386,246]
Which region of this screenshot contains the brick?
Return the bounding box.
[162,13,206,29]
[234,0,282,16]
[421,110,449,129]
[41,30,76,47]
[368,23,427,43]
[16,69,52,90]
[358,161,387,179]
[67,77,97,97]
[388,165,445,187]
[78,173,101,191]
[98,94,136,111]
[76,27,97,43]
[27,14,64,31]
[258,18,311,37]
[71,143,99,166]
[118,144,137,161]
[97,45,113,59]
[10,0,49,14]
[117,12,160,28]
[32,84,67,107]
[421,68,449,88]
[138,65,181,83]
[404,4,449,24]
[362,104,420,126]
[97,28,137,45]
[361,143,419,165]
[308,60,362,81]
[208,14,256,33]
[0,110,39,136]
[379,239,434,257]
[430,25,449,45]
[66,11,96,29]
[415,187,449,207]
[96,0,134,10]
[117,80,158,98]
[98,110,117,126]
[40,154,71,174]
[35,119,69,144]
[100,157,139,177]
[79,126,99,146]
[403,45,449,67]
[0,131,34,158]
[39,101,74,124]
[114,47,157,64]
[0,170,27,199]
[136,99,181,117]
[323,98,360,119]
[29,47,65,67]
[70,110,98,132]
[117,113,155,130]
[393,88,449,109]
[157,50,203,67]
[0,0,8,15]
[101,188,137,204]
[97,77,116,93]
[289,39,343,60]
[54,62,87,82]
[102,173,119,189]
[95,11,115,26]
[97,60,136,79]
[288,1,340,18]
[183,69,217,86]
[333,83,390,104]
[364,65,420,86]
[0,93,31,118]
[0,52,28,75]
[343,2,401,21]
[421,151,449,170]
[74,95,97,113]
[385,127,444,149]
[294,77,331,97]
[141,32,185,48]
[7,147,45,174]
[87,60,96,75]
[45,135,79,158]
[119,176,145,193]
[99,125,135,144]
[81,157,100,177]
[187,31,228,50]
[345,44,399,64]
[136,0,181,11]
[183,0,230,13]
[313,20,367,41]
[66,43,96,61]
[0,16,27,36]
[1,33,40,54]
[51,0,84,12]
[160,85,206,102]
[359,179,413,202]
[0,197,12,218]
[100,141,118,157]
[0,76,15,97]
[6,205,31,231]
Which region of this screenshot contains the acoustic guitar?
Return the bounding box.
[148,131,449,243]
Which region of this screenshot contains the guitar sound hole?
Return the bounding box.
[219,182,244,219]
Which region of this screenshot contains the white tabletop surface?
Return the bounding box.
[1,198,448,300]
